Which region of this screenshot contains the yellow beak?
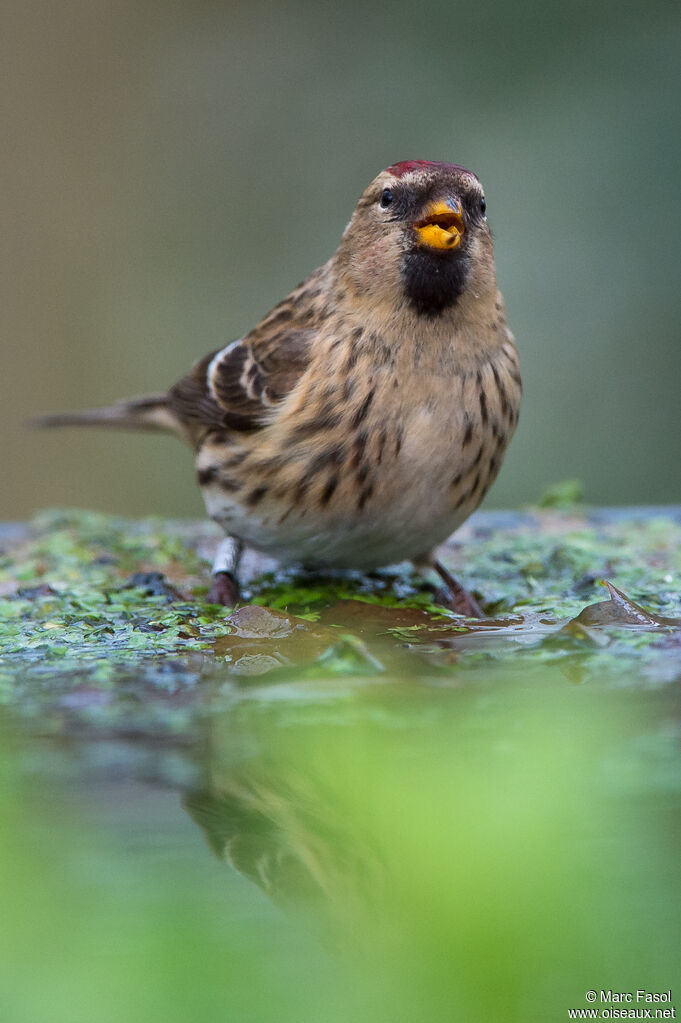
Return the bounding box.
[414,200,464,250]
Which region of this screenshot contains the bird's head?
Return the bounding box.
[337,161,496,318]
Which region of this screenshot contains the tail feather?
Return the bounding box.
[30,394,186,439]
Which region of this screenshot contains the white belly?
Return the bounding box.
[201,415,482,569]
[205,487,471,568]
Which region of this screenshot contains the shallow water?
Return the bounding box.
[1,509,680,1022]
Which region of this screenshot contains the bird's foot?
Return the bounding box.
[207,571,240,607]
[433,560,484,618]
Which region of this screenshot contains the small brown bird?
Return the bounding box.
[37,161,521,616]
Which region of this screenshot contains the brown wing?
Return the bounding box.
[167,351,225,436]
[168,328,314,444]
[208,328,313,425]
[167,264,329,444]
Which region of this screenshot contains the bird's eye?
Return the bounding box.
[379,188,394,209]
[480,196,487,216]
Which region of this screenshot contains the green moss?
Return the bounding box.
[0,508,679,731]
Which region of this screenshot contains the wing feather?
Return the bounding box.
[167,266,328,444]
[207,328,313,424]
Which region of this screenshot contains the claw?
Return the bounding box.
[433,560,484,618]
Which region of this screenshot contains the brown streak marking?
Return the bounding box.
[350,431,368,469]
[223,450,247,468]
[357,481,374,511]
[320,475,339,506]
[308,446,345,475]
[477,372,489,426]
[207,430,230,445]
[293,476,310,505]
[246,485,267,507]
[343,328,364,373]
[351,388,375,429]
[491,362,511,419]
[197,467,218,486]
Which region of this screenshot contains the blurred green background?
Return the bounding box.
[3,0,680,519]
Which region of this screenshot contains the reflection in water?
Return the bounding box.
[185,766,385,925]
[2,515,679,1019]
[0,660,679,1022]
[182,675,681,1019]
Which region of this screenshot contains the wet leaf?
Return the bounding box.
[227,605,297,640]
[570,581,681,629]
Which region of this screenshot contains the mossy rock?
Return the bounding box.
[0,506,679,735]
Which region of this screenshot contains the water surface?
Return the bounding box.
[1,509,680,1021]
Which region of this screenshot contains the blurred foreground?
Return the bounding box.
[1,668,679,1022]
[0,508,679,1021]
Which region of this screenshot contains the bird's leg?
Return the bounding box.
[433,560,484,618]
[413,554,485,618]
[207,536,244,606]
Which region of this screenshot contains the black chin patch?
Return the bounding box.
[402,245,470,317]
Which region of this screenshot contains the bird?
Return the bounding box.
[35,160,521,617]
